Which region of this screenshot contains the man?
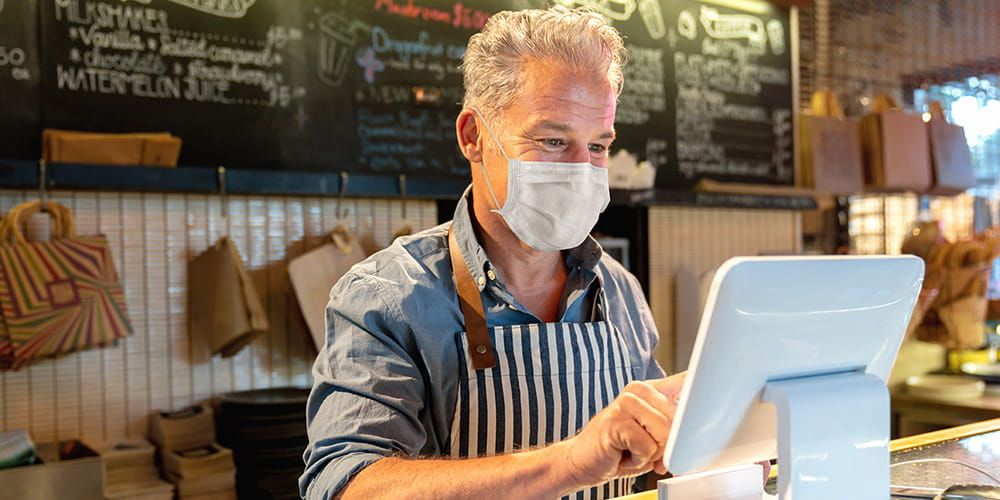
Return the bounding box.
[301,6,684,499]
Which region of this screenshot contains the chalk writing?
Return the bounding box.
[373,0,490,31]
[0,46,26,68]
[674,52,788,96]
[617,44,665,126]
[0,0,34,85]
[646,138,669,169]
[0,44,30,81]
[354,83,462,105]
[678,9,696,40]
[670,3,793,183]
[163,0,257,19]
[52,0,306,108]
[362,25,464,83]
[772,108,793,181]
[699,6,765,50]
[553,0,635,22]
[55,1,169,34]
[355,46,383,84]
[766,19,784,55]
[356,107,465,174]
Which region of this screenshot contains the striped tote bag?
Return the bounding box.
[0,201,132,370]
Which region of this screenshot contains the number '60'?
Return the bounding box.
[0,47,26,67]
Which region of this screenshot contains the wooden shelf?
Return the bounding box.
[0,159,817,210]
[0,159,468,200]
[611,188,818,210]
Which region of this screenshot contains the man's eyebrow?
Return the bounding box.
[527,120,573,133]
[526,120,617,140]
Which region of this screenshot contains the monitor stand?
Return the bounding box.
[660,371,890,500]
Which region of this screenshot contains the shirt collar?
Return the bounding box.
[451,185,604,292]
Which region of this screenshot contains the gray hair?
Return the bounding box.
[461,5,627,122]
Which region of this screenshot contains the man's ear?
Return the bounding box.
[455,109,484,164]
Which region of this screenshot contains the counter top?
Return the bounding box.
[616,418,1000,499]
[893,389,1000,436]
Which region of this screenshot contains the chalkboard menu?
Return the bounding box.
[15,0,793,186]
[0,0,41,159]
[607,0,794,188]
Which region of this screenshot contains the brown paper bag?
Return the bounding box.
[188,237,268,357]
[43,129,182,167]
[288,226,366,350]
[915,263,990,350]
[798,90,864,194]
[860,95,933,192]
[927,101,976,195]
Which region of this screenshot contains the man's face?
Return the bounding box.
[477,58,617,208]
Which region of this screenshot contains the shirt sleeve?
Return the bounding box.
[628,273,667,380]
[299,272,427,499]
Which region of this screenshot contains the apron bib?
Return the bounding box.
[447,227,635,500]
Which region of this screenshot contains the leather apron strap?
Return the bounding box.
[449,225,496,370]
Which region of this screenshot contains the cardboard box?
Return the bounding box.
[0,440,104,500]
[42,129,181,167]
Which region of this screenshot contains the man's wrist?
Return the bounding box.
[530,438,585,497]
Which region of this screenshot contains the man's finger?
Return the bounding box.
[624,381,678,425]
[618,391,672,443]
[649,372,686,401]
[614,419,659,467]
[646,441,667,475]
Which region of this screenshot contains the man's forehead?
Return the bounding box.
[524,118,617,139]
[495,59,618,134]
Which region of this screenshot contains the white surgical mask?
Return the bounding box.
[472,109,610,252]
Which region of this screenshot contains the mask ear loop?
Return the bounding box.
[469,108,509,215]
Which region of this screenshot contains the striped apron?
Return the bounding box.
[447,227,635,500]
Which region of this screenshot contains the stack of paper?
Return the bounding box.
[92,439,174,500]
[150,405,235,500]
[162,445,236,500]
[149,405,216,452]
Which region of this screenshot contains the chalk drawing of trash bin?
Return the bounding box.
[318,11,370,87]
[637,0,665,39]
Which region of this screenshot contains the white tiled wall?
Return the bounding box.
[0,190,438,443]
[0,190,805,440]
[647,207,803,373]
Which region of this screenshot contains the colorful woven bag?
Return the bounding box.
[0,201,132,370]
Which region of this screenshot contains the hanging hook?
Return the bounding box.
[398,174,408,221]
[38,158,47,210]
[336,171,349,220]
[217,166,227,218]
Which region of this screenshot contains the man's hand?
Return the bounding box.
[555,373,686,490]
[337,373,688,500]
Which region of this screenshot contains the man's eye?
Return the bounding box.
[589,144,608,154]
[541,138,565,148]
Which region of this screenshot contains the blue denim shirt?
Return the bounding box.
[300,189,665,499]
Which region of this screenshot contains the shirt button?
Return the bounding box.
[475,344,488,354]
[477,276,486,287]
[487,269,497,281]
